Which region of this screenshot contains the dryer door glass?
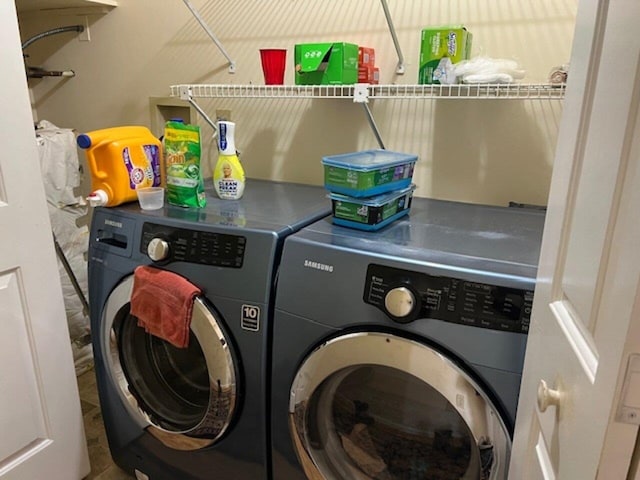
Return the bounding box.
[289,332,510,480]
[103,276,238,450]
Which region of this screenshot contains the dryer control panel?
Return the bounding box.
[364,264,533,333]
[141,223,246,268]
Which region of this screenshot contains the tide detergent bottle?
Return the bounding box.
[213,121,245,200]
[77,126,163,207]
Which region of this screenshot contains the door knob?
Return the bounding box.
[537,379,562,412]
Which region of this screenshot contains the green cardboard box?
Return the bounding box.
[418,26,472,84]
[294,42,359,85]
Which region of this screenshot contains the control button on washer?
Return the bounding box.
[385,287,416,319]
[147,237,170,262]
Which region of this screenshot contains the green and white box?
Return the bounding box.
[418,25,472,84]
[322,149,418,198]
[294,42,359,85]
[329,185,416,231]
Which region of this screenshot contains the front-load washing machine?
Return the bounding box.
[88,179,330,480]
[271,197,545,480]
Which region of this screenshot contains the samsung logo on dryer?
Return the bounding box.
[304,260,334,273]
[104,219,123,229]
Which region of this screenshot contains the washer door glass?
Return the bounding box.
[114,311,210,431]
[103,276,237,450]
[289,332,509,480]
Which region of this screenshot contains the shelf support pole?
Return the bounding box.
[353,84,386,149]
[187,97,219,137]
[380,0,405,75]
[182,0,236,74]
[361,103,386,149]
[177,87,219,137]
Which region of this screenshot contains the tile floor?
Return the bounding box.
[77,367,134,480]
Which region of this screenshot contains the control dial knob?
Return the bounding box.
[385,286,416,320]
[147,237,170,262]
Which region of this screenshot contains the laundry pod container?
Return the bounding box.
[322,149,418,197]
[329,184,416,231]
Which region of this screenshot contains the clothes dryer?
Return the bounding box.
[271,197,545,480]
[88,180,330,480]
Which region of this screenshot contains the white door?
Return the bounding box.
[510,0,640,478]
[0,2,90,480]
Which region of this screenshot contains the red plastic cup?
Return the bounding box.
[259,49,287,85]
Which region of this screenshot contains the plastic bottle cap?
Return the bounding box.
[86,189,108,207]
[217,121,236,155]
[77,134,92,149]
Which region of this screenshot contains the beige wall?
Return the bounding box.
[18,0,576,206]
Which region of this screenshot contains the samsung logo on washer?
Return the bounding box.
[303,260,334,273]
[104,219,123,229]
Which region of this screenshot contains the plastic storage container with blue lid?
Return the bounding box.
[322,149,418,197]
[329,184,416,231]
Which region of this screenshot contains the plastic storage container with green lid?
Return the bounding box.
[329,184,416,231]
[322,149,418,197]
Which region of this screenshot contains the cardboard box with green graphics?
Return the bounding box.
[295,43,359,85]
[418,26,472,84]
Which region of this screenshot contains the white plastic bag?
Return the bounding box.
[37,120,93,375]
[36,119,83,207]
[451,57,526,84]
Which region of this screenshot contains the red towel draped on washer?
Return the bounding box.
[130,265,201,348]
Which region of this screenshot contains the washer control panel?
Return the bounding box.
[141,223,246,268]
[364,264,533,333]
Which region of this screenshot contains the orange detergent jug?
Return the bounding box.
[77,126,163,207]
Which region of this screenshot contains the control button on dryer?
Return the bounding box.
[147,237,170,262]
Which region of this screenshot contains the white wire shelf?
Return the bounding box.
[171,84,356,99]
[370,83,566,99]
[170,83,566,101]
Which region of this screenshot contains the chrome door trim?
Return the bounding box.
[289,331,510,480]
[102,275,237,451]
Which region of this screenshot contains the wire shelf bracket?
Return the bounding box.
[380,0,405,75]
[182,0,236,74]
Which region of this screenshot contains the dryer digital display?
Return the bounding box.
[364,264,533,333]
[141,223,246,268]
